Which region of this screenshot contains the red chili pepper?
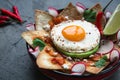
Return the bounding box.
[0,20,11,25]
[13,6,22,21]
[0,16,10,20]
[0,20,6,24]
[95,11,104,34]
[0,8,22,22]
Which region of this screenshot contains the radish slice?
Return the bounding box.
[105,11,112,19]
[96,39,114,54]
[71,62,86,74]
[117,30,120,41]
[28,46,40,58]
[76,2,86,13]
[109,49,120,62]
[48,7,58,17]
[71,72,82,75]
[76,2,86,10]
[26,23,35,30]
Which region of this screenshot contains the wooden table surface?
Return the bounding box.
[0,0,120,80]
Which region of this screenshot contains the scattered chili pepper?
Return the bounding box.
[0,8,22,22]
[0,16,10,20]
[95,11,104,34]
[0,20,11,25]
[0,20,6,24]
[13,6,22,22]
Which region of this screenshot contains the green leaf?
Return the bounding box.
[95,55,108,68]
[33,38,46,51]
[83,10,96,22]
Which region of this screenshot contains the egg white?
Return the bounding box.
[50,20,100,53]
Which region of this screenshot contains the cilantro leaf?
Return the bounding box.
[33,38,46,51]
[83,10,96,22]
[95,55,108,68]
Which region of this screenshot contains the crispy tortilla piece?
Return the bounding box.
[36,45,72,69]
[36,46,62,69]
[86,62,109,74]
[89,3,102,12]
[21,30,49,47]
[35,9,53,30]
[58,2,83,20]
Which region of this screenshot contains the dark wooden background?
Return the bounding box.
[0,0,120,80]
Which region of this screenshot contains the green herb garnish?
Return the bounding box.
[33,38,46,51]
[83,10,96,22]
[95,55,108,68]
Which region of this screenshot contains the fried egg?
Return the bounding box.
[50,20,100,53]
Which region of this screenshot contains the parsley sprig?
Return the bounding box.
[95,55,108,68]
[83,10,96,22]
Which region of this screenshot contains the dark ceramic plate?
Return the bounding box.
[26,2,120,79]
[26,43,120,80]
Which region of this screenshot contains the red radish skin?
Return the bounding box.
[76,5,85,13]
[48,7,58,17]
[76,2,86,10]
[76,2,86,13]
[109,49,120,62]
[71,62,86,74]
[26,23,35,30]
[96,40,114,54]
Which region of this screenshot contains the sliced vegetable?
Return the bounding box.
[71,72,82,75]
[48,7,58,17]
[83,10,96,22]
[117,30,120,41]
[76,2,86,13]
[71,62,86,74]
[76,2,86,10]
[95,11,104,34]
[26,23,35,30]
[95,55,108,68]
[33,38,46,51]
[103,4,120,35]
[96,39,114,54]
[109,49,120,62]
[28,46,40,58]
[105,11,112,19]
[57,45,99,58]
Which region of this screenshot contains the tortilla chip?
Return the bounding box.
[58,2,83,20]
[21,30,49,47]
[35,9,53,30]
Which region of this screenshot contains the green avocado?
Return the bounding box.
[56,45,99,58]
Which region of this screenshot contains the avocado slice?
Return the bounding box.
[56,45,99,58]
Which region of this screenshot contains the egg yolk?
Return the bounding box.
[62,25,85,41]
